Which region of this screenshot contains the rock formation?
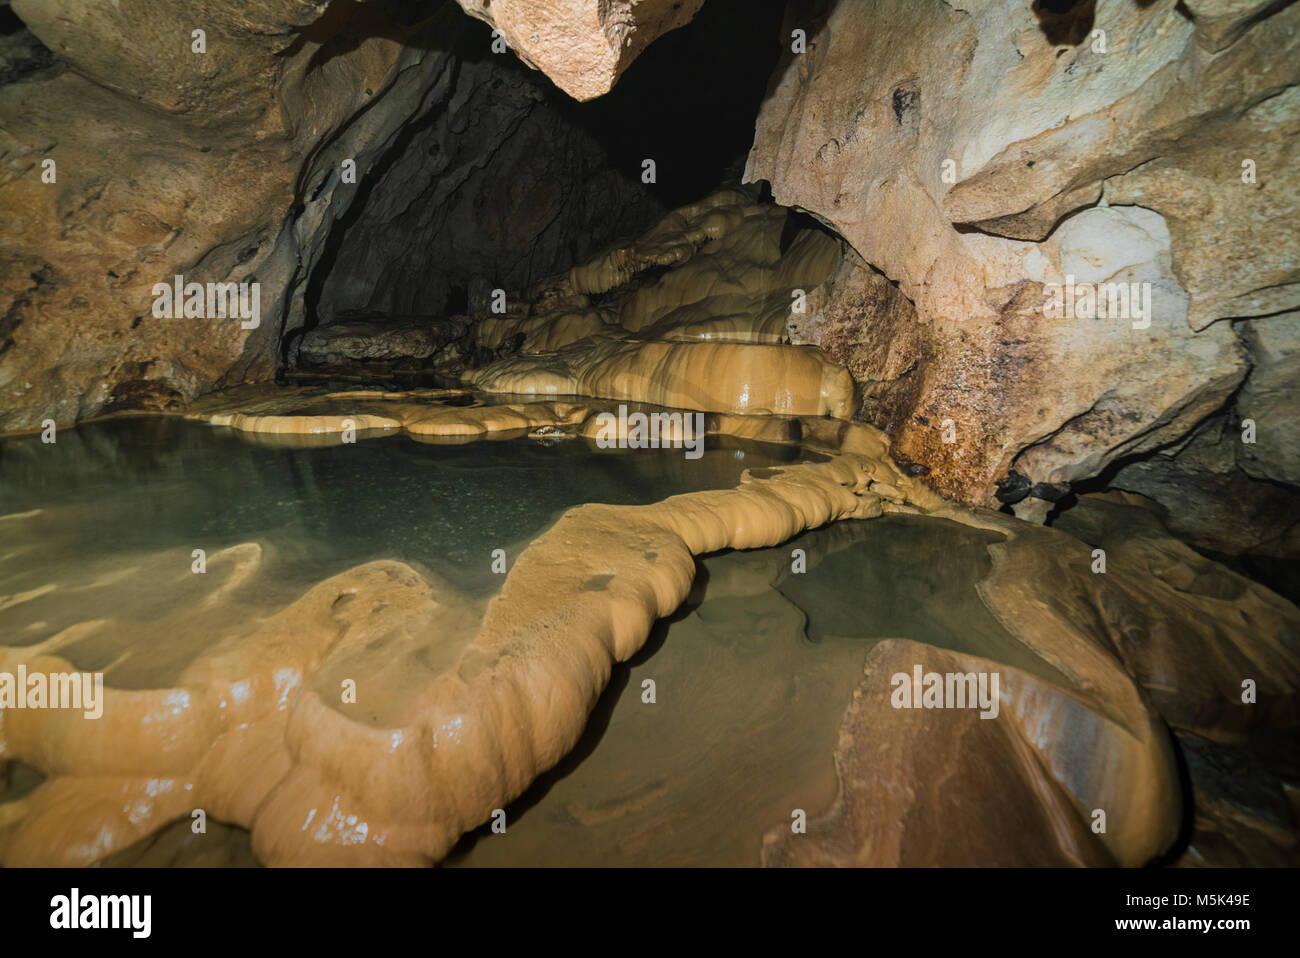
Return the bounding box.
[744,0,1300,549]
[1,0,1298,870]
[464,189,851,415]
[7,393,1295,865]
[0,409,938,866]
[0,0,677,434]
[449,0,705,102]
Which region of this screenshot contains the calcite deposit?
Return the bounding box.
[465,190,851,416]
[0,407,933,866]
[5,390,1297,866]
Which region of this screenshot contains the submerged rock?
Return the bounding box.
[5,395,1295,867]
[0,410,937,865]
[762,640,1174,867]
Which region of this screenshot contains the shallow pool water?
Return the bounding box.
[0,416,1032,867]
[0,416,811,594]
[442,516,1030,867]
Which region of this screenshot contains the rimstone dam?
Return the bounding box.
[0,0,1298,901]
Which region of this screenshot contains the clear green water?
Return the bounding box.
[0,416,815,592]
[0,417,1036,867]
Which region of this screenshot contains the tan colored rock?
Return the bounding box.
[468,336,857,418]
[1237,311,1300,487]
[0,0,442,434]
[0,414,934,866]
[745,0,1300,504]
[481,190,841,354]
[5,393,1292,866]
[465,190,851,417]
[0,0,672,437]
[451,0,704,101]
[762,640,1177,867]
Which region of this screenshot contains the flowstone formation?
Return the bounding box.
[465,189,853,416]
[4,392,1297,866]
[6,0,1294,558]
[0,407,929,866]
[3,0,1298,873]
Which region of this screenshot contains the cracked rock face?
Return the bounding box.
[745,0,1299,519]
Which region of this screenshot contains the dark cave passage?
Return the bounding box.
[286,0,788,372]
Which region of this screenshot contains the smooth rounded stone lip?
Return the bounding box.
[7,397,1279,867]
[4,390,1295,866]
[0,408,938,865]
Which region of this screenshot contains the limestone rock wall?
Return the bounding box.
[0,0,772,436]
[0,0,681,435]
[745,0,1299,533]
[306,45,663,335]
[0,0,451,433]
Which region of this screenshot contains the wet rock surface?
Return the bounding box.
[1173,728,1300,867]
[5,400,1296,866]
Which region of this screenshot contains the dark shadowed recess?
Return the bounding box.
[0,2,60,86]
[553,0,789,210]
[292,0,787,363]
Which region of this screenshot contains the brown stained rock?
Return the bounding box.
[0,0,425,433]
[0,419,936,866]
[761,639,1163,867]
[1040,494,1300,736]
[745,0,1300,506]
[791,251,925,437]
[452,0,705,101]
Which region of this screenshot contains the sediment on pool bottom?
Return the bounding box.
[1,408,1297,866]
